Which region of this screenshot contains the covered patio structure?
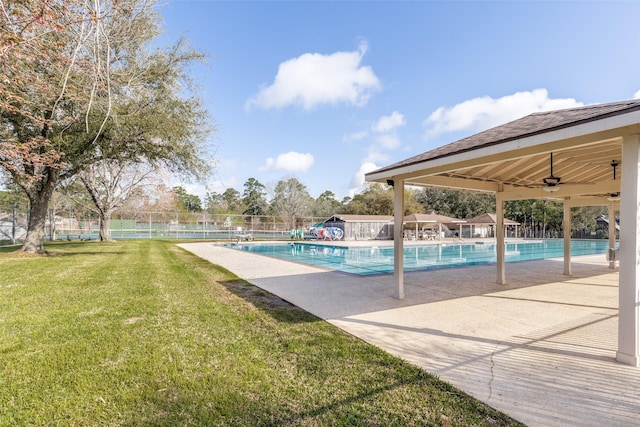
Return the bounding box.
[366,99,640,366]
[465,212,520,238]
[403,211,465,240]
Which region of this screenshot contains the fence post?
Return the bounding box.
[12,202,16,245]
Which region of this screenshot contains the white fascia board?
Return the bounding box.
[366,111,640,182]
[406,175,500,193]
[564,196,620,207]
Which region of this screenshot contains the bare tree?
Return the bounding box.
[77,161,157,241]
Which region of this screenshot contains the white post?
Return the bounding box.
[496,194,506,285]
[617,133,640,366]
[563,200,572,276]
[393,179,405,299]
[608,202,617,269]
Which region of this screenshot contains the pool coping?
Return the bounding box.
[220,238,611,277]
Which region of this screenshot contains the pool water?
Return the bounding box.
[225,239,612,276]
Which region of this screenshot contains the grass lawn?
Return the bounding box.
[0,240,523,426]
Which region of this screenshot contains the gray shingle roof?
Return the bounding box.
[465,213,519,225]
[368,99,640,176]
[324,214,393,223]
[404,212,465,223]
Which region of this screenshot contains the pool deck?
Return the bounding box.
[179,240,640,427]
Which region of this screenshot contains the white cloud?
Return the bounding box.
[423,89,583,140]
[346,111,405,195]
[245,42,381,111]
[348,161,379,197]
[633,89,640,99]
[364,149,390,165]
[260,151,314,172]
[375,133,400,150]
[372,111,405,133]
[343,131,368,142]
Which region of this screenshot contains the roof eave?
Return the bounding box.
[366,109,640,183]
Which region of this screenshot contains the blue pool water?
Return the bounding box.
[226,239,612,276]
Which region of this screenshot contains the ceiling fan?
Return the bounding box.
[607,159,621,201]
[541,153,563,192]
[539,152,594,192]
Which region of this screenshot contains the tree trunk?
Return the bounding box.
[22,197,48,253]
[21,176,57,253]
[99,210,115,242]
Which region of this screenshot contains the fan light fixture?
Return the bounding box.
[607,160,620,201]
[543,184,561,193]
[542,153,562,192]
[543,175,561,192]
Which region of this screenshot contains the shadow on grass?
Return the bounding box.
[121,372,521,427]
[0,241,125,257]
[0,245,21,254]
[219,278,320,324]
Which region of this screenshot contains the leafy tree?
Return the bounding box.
[572,206,607,238]
[222,188,244,213]
[204,191,232,214]
[204,192,225,214]
[343,183,420,216]
[0,184,28,212]
[204,188,243,214]
[403,188,424,216]
[506,199,580,238]
[269,178,313,229]
[242,178,267,216]
[505,200,532,237]
[172,186,202,212]
[313,190,342,217]
[344,183,392,215]
[416,188,495,219]
[1,0,211,253]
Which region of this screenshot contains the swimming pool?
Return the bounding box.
[225,239,612,276]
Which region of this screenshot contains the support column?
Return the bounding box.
[496,194,506,285]
[393,179,405,299]
[563,200,572,276]
[608,202,617,269]
[617,133,640,366]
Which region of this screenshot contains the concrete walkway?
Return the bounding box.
[179,241,640,427]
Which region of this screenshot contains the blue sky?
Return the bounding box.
[159,0,640,201]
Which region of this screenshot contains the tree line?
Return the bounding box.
[170,177,609,238]
[2,172,609,240]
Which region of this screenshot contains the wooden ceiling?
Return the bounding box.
[403,139,623,201]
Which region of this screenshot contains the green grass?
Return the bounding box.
[0,240,523,426]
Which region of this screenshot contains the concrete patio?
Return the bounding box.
[179,241,640,427]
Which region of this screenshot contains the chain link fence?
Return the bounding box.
[1,204,612,248]
[0,206,327,247]
[106,212,327,241]
[0,202,28,246]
